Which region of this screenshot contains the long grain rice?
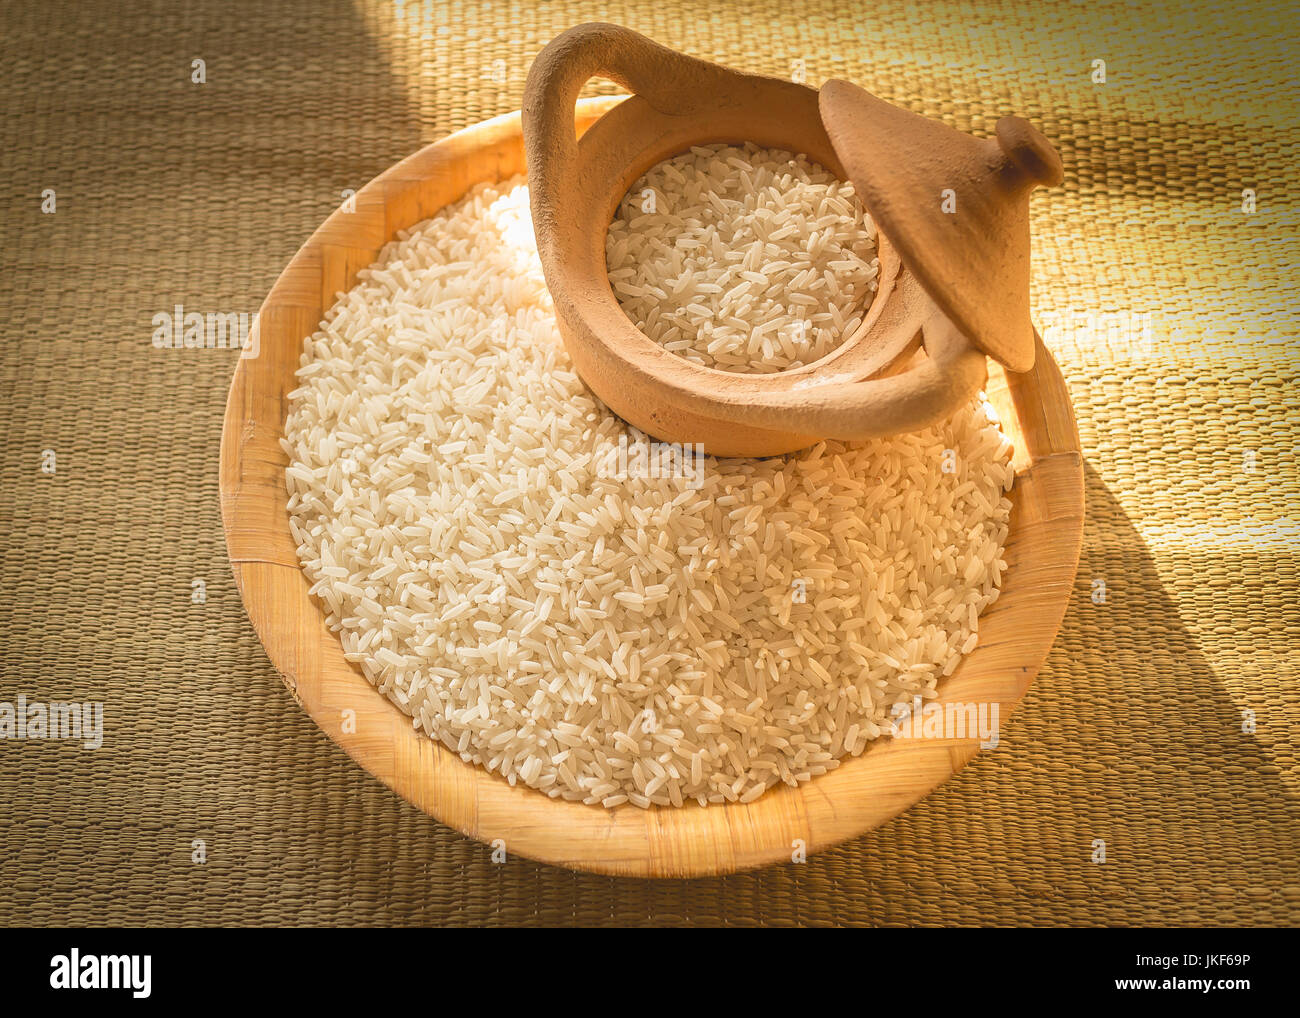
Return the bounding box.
[606,143,879,373]
[283,176,1014,809]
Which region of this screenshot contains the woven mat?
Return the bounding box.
[1,0,1297,927]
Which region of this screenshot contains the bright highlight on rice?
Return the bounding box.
[606,143,880,373]
[283,175,1013,810]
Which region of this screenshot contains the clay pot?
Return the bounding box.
[522,23,1059,456]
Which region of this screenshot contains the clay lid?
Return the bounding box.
[818,79,1062,374]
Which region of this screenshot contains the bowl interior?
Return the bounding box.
[600,133,903,381]
[572,86,905,391]
[219,97,1085,877]
[543,83,978,458]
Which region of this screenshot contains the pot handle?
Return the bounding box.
[522,23,736,269]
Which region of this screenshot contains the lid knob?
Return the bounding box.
[995,116,1064,189]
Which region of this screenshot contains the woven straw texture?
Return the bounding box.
[1,0,1296,926]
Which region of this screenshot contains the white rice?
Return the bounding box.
[283,176,1014,809]
[606,143,880,373]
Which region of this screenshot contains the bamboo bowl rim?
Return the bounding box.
[219,97,1085,878]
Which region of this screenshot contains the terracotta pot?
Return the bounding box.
[522,23,1061,456]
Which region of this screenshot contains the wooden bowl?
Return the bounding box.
[219,97,1084,878]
